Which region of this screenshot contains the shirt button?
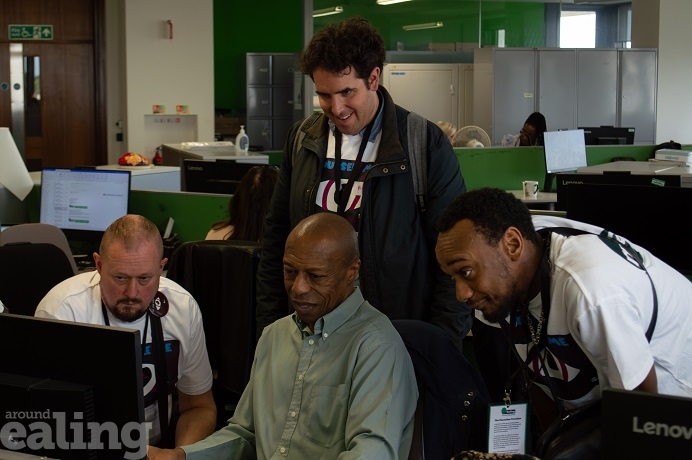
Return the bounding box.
[291,411,296,418]
[280,447,286,453]
[298,374,303,381]
[309,339,315,345]
[323,332,329,338]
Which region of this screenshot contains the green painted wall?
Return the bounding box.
[212,0,547,113]
[313,1,545,49]
[213,0,304,113]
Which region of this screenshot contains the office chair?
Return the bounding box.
[393,320,491,460]
[0,242,76,316]
[0,223,79,275]
[166,239,262,421]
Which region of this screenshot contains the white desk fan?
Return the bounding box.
[456,126,491,147]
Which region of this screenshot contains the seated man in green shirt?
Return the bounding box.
[148,212,419,460]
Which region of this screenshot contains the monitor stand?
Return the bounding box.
[543,172,555,193]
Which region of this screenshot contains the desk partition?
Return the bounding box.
[454,145,656,191]
[128,190,229,242]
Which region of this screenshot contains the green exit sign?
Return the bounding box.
[8,25,53,41]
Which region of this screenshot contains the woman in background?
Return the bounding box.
[437,120,458,146]
[205,165,279,241]
[502,112,547,147]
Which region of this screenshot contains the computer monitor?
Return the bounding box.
[579,126,635,145]
[542,129,588,193]
[562,182,692,276]
[39,168,131,245]
[0,313,146,460]
[183,159,256,194]
[601,388,692,458]
[555,171,682,211]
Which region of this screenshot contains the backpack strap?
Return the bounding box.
[407,111,428,215]
[540,227,658,341]
[292,111,429,214]
[291,112,321,168]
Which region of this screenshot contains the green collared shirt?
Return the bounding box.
[183,287,418,459]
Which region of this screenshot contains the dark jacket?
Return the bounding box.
[255,86,472,350]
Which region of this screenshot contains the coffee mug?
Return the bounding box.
[522,180,539,198]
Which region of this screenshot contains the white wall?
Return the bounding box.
[105,0,215,163]
[632,0,692,144]
[105,0,126,162]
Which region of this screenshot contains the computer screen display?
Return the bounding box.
[183,159,257,194]
[580,126,635,145]
[542,129,588,192]
[0,314,145,460]
[40,168,131,234]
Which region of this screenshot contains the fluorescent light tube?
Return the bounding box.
[402,22,443,31]
[313,6,343,17]
[377,0,412,5]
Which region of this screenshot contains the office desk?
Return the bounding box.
[576,160,692,187]
[161,143,269,166]
[96,165,180,191]
[509,190,558,209]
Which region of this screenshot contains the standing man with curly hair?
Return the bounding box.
[255,16,472,352]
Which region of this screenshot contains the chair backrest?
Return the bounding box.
[166,239,262,398]
[393,319,491,459]
[0,242,76,316]
[0,223,78,275]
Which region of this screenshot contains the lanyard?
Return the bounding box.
[101,302,149,345]
[332,121,374,215]
[101,299,172,446]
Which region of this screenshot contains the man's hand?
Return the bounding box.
[147,446,186,460]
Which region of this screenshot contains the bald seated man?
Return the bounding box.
[148,212,418,460]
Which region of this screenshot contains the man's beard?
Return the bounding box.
[481,257,524,323]
[107,298,148,322]
[481,287,523,323]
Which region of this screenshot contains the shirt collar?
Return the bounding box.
[327,90,384,142]
[292,287,365,340]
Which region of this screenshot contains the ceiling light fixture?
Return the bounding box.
[402,21,443,31]
[377,0,412,5]
[313,6,344,17]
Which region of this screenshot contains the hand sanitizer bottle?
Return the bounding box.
[235,125,249,153]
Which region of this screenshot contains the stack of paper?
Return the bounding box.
[654,149,692,165]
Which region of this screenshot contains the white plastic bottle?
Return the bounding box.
[235,125,249,153]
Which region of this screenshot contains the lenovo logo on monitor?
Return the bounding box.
[601,388,692,457]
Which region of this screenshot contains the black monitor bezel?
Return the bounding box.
[0,314,145,459]
[579,126,636,145]
[182,159,258,195]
